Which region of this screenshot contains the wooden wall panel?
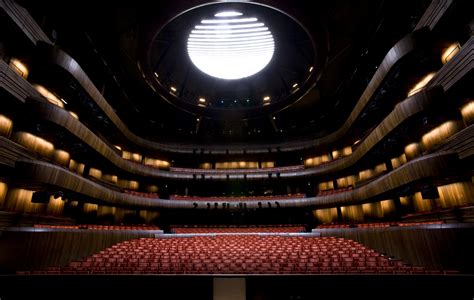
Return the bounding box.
[341,204,364,223]
[313,208,338,224]
[46,195,64,216]
[413,192,433,212]
[380,199,396,217]
[0,115,13,138]
[28,85,443,180]
[0,181,8,209]
[437,182,474,208]
[0,230,155,272]
[362,202,384,219]
[318,226,474,272]
[13,150,462,210]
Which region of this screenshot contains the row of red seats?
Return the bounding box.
[317,224,351,229]
[172,224,305,228]
[124,190,159,198]
[18,236,455,275]
[170,165,305,174]
[19,268,457,275]
[170,193,306,202]
[33,224,160,230]
[317,187,353,196]
[398,221,444,226]
[171,226,305,234]
[316,221,444,229]
[33,225,81,229]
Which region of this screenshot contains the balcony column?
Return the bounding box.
[336,206,343,223]
[392,197,403,220]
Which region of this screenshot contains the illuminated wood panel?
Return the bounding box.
[13,151,461,210]
[26,85,442,180]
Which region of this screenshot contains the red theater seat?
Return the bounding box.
[33,224,160,231]
[19,235,449,276]
[171,225,305,234]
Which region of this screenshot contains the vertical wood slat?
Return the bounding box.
[0,230,155,272]
[318,226,474,272]
[26,86,443,180]
[12,150,461,210]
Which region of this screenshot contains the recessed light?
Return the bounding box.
[170,86,177,92]
[309,66,313,72]
[441,42,460,64]
[263,96,270,101]
[69,111,79,119]
[292,83,298,88]
[214,11,243,18]
[154,72,159,77]
[201,17,258,24]
[198,98,206,103]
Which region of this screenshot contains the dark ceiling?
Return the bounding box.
[21,0,431,145]
[145,2,319,120]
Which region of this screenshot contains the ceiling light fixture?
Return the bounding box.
[215,11,243,17]
[195,23,264,30]
[441,42,460,64]
[187,11,275,80]
[201,17,257,24]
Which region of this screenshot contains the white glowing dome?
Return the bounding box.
[187,11,275,80]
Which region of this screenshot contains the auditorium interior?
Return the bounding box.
[0,0,473,299]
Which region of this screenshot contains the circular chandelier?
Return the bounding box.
[187,11,275,80]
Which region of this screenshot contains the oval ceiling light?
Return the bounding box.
[187,11,275,80]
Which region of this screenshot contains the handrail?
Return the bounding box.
[0,0,52,45]
[14,151,460,209]
[25,86,442,180]
[37,29,429,154]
